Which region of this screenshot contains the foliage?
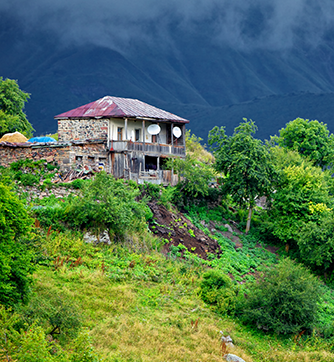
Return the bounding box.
[239,258,322,334]
[0,77,33,137]
[19,292,82,339]
[267,161,332,246]
[185,205,278,281]
[297,212,334,272]
[7,158,59,188]
[185,130,214,164]
[169,156,215,199]
[165,131,216,202]
[65,172,149,240]
[0,182,34,306]
[68,328,102,362]
[200,269,236,314]
[14,324,55,362]
[276,118,334,168]
[209,120,277,232]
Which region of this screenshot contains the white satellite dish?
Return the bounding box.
[147,124,161,135]
[173,126,182,138]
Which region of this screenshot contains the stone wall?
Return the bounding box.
[58,119,108,142]
[0,141,109,172]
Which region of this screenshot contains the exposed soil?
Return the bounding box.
[148,202,221,259]
[148,201,279,260]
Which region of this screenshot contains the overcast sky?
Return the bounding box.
[2,0,334,52]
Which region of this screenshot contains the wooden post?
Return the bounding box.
[157,156,160,171]
[142,120,145,148]
[142,120,146,172]
[182,124,186,147]
[125,118,128,140]
[171,123,174,146]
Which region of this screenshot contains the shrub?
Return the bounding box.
[19,292,82,340]
[239,258,321,334]
[200,269,236,314]
[0,182,34,306]
[65,172,149,241]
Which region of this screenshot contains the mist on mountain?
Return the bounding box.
[1,0,334,139]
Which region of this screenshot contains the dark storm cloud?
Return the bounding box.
[2,0,334,51]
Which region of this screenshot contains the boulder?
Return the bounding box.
[224,354,246,362]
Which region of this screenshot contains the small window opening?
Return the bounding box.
[117,127,123,141]
[135,129,141,142]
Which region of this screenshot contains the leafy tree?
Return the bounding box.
[239,258,321,334]
[66,172,149,240]
[267,161,332,247]
[0,77,33,137]
[0,182,34,306]
[297,212,334,273]
[276,118,334,168]
[209,120,276,233]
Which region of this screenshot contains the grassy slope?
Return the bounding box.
[31,229,334,362]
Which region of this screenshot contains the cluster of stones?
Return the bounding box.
[58,119,108,142]
[221,333,246,362]
[17,185,79,202]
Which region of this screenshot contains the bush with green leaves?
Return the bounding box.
[0,182,34,306]
[267,161,333,247]
[200,269,236,314]
[65,172,150,241]
[19,292,82,340]
[239,258,321,334]
[297,211,334,273]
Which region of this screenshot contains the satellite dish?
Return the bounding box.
[173,126,182,138]
[147,124,161,135]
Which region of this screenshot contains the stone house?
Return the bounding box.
[55,96,189,185]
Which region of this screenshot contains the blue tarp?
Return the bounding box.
[28,137,57,143]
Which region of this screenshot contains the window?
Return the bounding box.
[135,129,141,142]
[117,127,123,141]
[152,135,157,143]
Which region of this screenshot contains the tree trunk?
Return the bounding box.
[245,205,252,234]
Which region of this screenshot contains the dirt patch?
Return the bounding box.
[148,201,279,260]
[148,202,221,259]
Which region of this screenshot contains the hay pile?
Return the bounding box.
[0,132,28,143]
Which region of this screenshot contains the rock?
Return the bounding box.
[84,230,110,244]
[224,224,234,233]
[224,354,246,362]
[221,334,235,349]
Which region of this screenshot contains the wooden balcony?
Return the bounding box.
[109,141,185,156]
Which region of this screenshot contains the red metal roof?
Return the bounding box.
[54,96,189,123]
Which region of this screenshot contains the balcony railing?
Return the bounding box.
[109,141,185,156]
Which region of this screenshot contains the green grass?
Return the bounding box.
[30,241,334,362]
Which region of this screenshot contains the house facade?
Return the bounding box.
[55,96,189,185]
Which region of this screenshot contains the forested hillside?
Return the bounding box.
[2,118,334,361]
